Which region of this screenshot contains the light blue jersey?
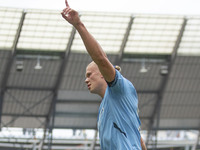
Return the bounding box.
[97,70,141,150]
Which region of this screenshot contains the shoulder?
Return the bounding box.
[107,70,134,94]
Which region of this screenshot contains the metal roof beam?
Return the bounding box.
[137,90,158,94]
[146,18,188,145]
[3,92,52,127]
[55,112,97,118]
[91,129,98,150]
[57,99,101,104]
[114,16,134,66]
[0,11,26,129]
[2,114,46,118]
[46,27,76,129]
[58,90,157,101]
[5,87,156,93]
[192,131,200,150]
[44,27,76,150]
[53,126,97,130]
[6,86,53,91]
[151,127,200,130]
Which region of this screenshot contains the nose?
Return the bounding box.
[85,77,89,84]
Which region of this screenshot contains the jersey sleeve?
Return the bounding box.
[106,69,125,93]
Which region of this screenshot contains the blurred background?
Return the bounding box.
[0,0,200,149]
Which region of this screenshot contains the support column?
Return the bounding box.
[114,15,134,66]
[192,131,200,150]
[44,27,76,150]
[90,129,98,150]
[0,11,26,129]
[146,18,187,148]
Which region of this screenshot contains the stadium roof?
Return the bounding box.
[0,7,200,133]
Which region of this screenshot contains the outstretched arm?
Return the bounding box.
[61,0,115,82]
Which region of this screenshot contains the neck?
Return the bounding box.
[99,83,107,99]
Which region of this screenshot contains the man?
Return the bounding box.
[61,1,147,149]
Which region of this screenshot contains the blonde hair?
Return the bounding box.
[87,61,121,72]
[115,65,121,72]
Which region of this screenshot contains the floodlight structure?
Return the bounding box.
[160,65,168,76]
[140,59,148,73]
[34,56,42,70]
[16,60,24,72]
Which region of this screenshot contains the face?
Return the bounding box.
[85,62,104,94]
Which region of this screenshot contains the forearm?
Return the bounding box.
[74,22,115,82]
[62,5,115,82]
[61,0,107,66]
[74,22,107,64]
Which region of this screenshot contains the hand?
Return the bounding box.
[61,0,81,26]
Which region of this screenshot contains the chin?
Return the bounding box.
[90,90,94,93]
[90,89,96,94]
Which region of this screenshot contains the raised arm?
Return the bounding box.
[61,0,115,82]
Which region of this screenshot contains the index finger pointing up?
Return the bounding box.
[65,0,70,7]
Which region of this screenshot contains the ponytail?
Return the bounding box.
[115,65,121,72]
